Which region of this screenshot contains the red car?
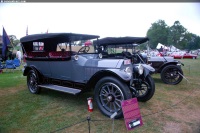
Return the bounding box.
[183,53,197,59]
[171,52,197,59]
[170,53,183,59]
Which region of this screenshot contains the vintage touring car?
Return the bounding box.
[20,33,155,118]
[94,37,184,85]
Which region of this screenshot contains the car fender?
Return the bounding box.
[133,64,155,77]
[142,64,155,77]
[23,66,43,83]
[86,69,131,91]
[157,61,180,73]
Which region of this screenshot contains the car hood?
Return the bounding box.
[97,59,123,68]
[149,56,174,62]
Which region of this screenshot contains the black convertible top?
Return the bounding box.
[20,33,100,52]
[20,33,100,44]
[94,37,149,46]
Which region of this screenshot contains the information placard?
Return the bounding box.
[121,98,143,131]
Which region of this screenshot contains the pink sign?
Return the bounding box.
[121,98,143,131]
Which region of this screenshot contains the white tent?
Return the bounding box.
[156,43,168,49]
[170,45,180,52]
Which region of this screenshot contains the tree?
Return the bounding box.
[9,35,20,47]
[169,21,187,49]
[147,20,170,49]
[187,34,200,50]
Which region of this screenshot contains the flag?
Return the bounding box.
[2,27,11,59]
[26,26,28,36]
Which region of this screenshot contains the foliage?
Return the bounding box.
[8,35,20,47]
[169,21,188,49]
[147,20,200,50]
[147,20,170,49]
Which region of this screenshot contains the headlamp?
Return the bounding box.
[137,64,144,75]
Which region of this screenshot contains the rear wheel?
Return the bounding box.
[161,65,183,85]
[94,77,132,119]
[27,70,41,94]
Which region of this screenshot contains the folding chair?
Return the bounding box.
[13,58,21,70]
[5,60,16,72]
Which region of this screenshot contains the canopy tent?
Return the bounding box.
[156,43,168,49]
[170,45,180,52]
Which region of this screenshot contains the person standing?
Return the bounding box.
[159,46,163,52]
[16,49,22,63]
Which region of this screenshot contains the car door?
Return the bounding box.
[49,57,72,81]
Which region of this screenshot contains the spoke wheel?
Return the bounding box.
[161,65,183,85]
[94,77,131,118]
[136,81,149,97]
[27,70,40,94]
[134,75,155,102]
[99,83,124,113]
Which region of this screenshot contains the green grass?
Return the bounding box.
[0,58,200,133]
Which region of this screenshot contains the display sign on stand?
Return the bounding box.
[121,98,143,131]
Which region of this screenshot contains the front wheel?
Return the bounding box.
[27,70,41,94]
[134,75,155,102]
[160,65,183,85]
[94,77,132,119]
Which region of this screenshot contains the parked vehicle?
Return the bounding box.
[20,33,155,119]
[170,52,197,59]
[169,52,183,59]
[94,37,155,102]
[94,37,184,85]
[182,53,197,59]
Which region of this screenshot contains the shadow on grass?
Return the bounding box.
[152,77,164,84]
[39,89,93,104]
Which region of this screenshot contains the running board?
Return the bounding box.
[38,84,81,95]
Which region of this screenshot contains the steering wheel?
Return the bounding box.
[122,51,132,59]
[78,46,90,53]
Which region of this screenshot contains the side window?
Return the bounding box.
[33,42,44,51]
[57,43,69,51]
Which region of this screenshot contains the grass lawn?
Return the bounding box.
[0,58,200,133]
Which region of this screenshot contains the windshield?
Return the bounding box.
[56,39,97,53]
[103,44,141,54]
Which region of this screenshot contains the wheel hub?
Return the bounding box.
[107,94,115,102]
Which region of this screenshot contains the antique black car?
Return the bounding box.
[20,33,155,119]
[94,37,155,101]
[148,55,184,85]
[95,37,184,85]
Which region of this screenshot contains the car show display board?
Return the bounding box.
[121,98,143,131]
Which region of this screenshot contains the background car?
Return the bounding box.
[94,37,156,102]
[183,53,197,59]
[170,52,198,59]
[170,52,183,59]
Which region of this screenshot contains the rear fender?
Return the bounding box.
[23,66,43,83]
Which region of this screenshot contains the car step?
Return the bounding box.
[38,84,81,95]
